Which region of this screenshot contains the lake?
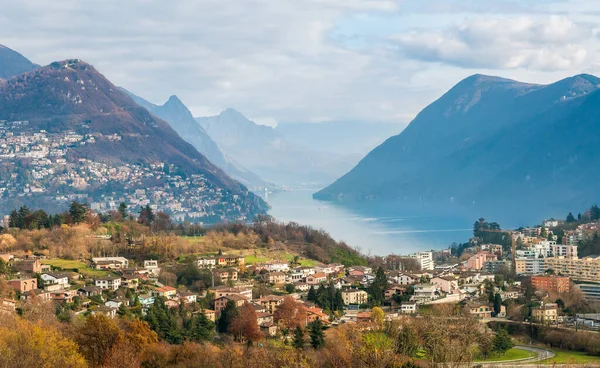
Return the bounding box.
[267,190,555,256]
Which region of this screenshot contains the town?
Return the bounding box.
[2,204,600,367]
[0,119,254,222]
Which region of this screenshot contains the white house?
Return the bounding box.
[92,257,129,270]
[411,284,439,304]
[400,302,417,314]
[41,273,69,288]
[95,276,121,291]
[256,262,290,273]
[144,260,161,276]
[197,257,217,269]
[105,300,123,308]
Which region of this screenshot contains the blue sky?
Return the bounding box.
[1,0,599,127]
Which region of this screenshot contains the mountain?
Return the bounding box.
[0,59,267,222]
[275,121,401,156]
[0,44,39,79]
[315,73,600,211]
[196,109,359,186]
[124,91,270,190]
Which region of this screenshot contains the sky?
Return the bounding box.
[2,0,600,127]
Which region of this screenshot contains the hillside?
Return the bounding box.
[0,44,39,79]
[197,109,357,186]
[315,74,600,211]
[0,59,267,221]
[125,92,271,190]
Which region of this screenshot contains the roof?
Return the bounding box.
[42,272,68,279]
[96,276,120,281]
[156,286,176,293]
[218,294,247,302]
[309,272,327,278]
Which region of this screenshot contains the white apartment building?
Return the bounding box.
[409,252,434,271]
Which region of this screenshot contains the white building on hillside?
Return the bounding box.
[409,252,434,271]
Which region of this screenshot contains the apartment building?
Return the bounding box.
[544,256,600,283]
[531,275,570,293]
[409,252,434,271]
[515,258,545,275]
[341,289,368,305]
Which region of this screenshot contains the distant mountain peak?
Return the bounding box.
[0,44,40,79]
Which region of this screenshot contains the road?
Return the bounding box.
[479,345,555,366]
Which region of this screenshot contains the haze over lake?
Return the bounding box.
[268,190,562,256]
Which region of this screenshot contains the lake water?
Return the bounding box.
[267,190,555,256]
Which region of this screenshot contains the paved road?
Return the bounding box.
[480,345,555,366]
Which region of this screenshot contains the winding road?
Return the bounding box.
[480,345,555,366]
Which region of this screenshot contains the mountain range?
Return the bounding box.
[0,46,266,221]
[0,45,39,79]
[315,73,600,211]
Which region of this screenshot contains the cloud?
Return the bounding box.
[392,16,591,71]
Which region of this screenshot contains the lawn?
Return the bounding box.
[541,349,600,364]
[475,348,535,362]
[244,255,269,265]
[43,259,108,277]
[244,252,319,267]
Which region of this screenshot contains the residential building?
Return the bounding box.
[515,257,545,275]
[396,273,419,285]
[8,278,37,293]
[78,285,102,297]
[348,266,373,276]
[180,292,197,304]
[213,268,238,283]
[400,302,417,314]
[294,283,310,292]
[143,260,161,276]
[342,289,368,305]
[483,260,513,274]
[409,252,434,271]
[551,244,578,259]
[307,307,329,323]
[154,286,177,299]
[466,302,492,318]
[531,275,570,293]
[95,276,121,290]
[214,294,247,315]
[197,257,217,269]
[121,274,140,289]
[481,244,503,256]
[255,262,289,273]
[306,272,327,285]
[576,284,600,301]
[262,272,286,284]
[385,286,406,300]
[545,256,600,283]
[0,298,16,314]
[467,252,497,270]
[532,303,558,323]
[91,306,118,318]
[430,276,458,293]
[49,289,77,303]
[210,286,253,301]
[92,257,129,270]
[258,295,285,313]
[13,259,50,274]
[411,284,438,304]
[40,273,69,288]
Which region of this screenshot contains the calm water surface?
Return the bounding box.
[267,190,554,256]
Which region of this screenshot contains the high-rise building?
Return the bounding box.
[409,252,434,271]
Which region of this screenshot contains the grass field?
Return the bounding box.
[541,349,600,364]
[244,252,319,267]
[475,348,535,362]
[43,259,108,277]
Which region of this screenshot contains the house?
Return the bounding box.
[294,283,310,292]
[180,292,197,304]
[204,309,216,322]
[467,252,498,270]
[78,285,102,297]
[197,257,217,269]
[294,266,317,276]
[95,276,121,291]
[92,306,118,318]
[348,266,372,277]
[466,302,492,318]
[307,307,329,323]
[384,286,406,300]
[262,272,286,284]
[8,278,38,293]
[138,294,155,308]
[396,273,419,285]
[154,286,177,299]
[342,289,368,305]
[91,257,129,270]
[260,322,278,336]
[210,286,253,301]
[49,289,77,303]
[430,276,459,293]
[165,299,180,309]
[121,274,140,289]
[356,311,372,323]
[256,311,274,326]
[287,272,305,283]
[315,265,334,275]
[400,302,417,314]
[13,259,50,274]
[214,294,247,315]
[0,298,16,314]
[258,295,285,313]
[0,254,14,263]
[411,284,439,304]
[105,300,123,309]
[222,255,245,267]
[255,262,289,273]
[21,289,51,301]
[143,260,161,276]
[40,273,70,288]
[306,272,327,285]
[213,268,238,283]
[532,303,558,323]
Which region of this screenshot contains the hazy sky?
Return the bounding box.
[2,0,599,127]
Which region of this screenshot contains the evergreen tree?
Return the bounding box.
[309,319,325,349]
[492,329,514,355]
[307,285,316,302]
[292,326,305,349]
[493,293,502,316]
[8,209,19,228]
[566,212,576,223]
[217,300,239,333]
[368,266,388,306]
[395,325,419,357]
[118,202,128,219]
[190,310,215,342]
[69,201,88,223]
[144,297,182,344]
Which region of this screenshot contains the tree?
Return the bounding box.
[371,306,385,327]
[368,267,388,306]
[395,325,419,358]
[292,326,305,349]
[189,310,215,342]
[118,202,128,219]
[75,314,124,366]
[138,205,155,226]
[284,283,296,294]
[217,300,239,333]
[229,303,262,343]
[492,329,514,355]
[144,297,182,344]
[566,212,576,223]
[493,293,502,316]
[274,296,308,330]
[307,285,316,302]
[309,319,325,349]
[69,201,89,223]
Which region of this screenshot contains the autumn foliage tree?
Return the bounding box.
[229,303,262,343]
[274,296,308,330]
